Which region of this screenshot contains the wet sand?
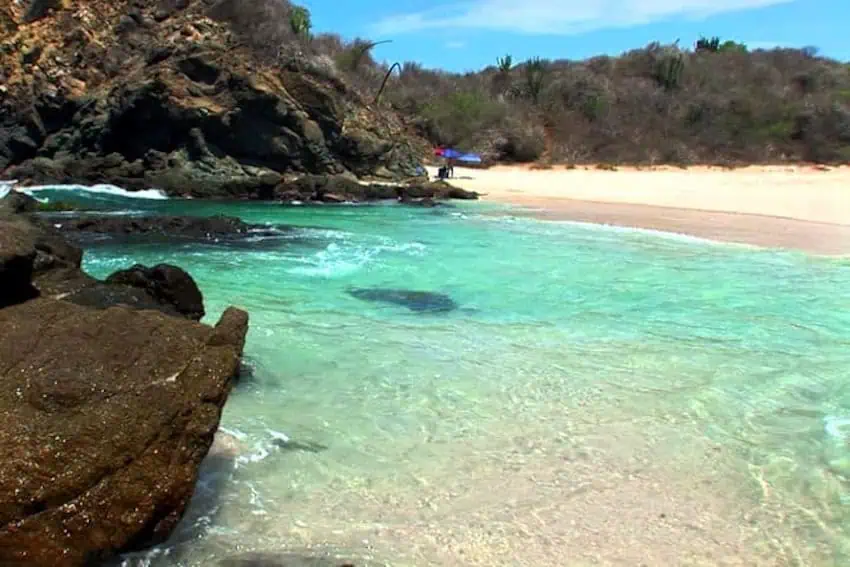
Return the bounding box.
[429,165,850,254]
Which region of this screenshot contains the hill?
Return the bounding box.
[373,43,850,166]
[2,0,848,181]
[0,0,429,196]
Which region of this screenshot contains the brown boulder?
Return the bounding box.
[0,300,249,566]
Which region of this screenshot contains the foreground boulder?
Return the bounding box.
[0,301,248,567]
[0,194,250,566]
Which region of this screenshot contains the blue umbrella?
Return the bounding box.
[441,148,463,159]
[457,153,482,164]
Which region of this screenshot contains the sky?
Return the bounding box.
[299,0,850,72]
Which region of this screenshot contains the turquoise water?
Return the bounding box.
[28,187,850,566]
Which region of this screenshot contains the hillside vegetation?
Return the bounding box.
[224,0,850,166]
[5,0,850,167]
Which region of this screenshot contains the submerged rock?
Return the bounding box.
[348,287,458,313]
[52,214,258,238]
[219,552,358,567]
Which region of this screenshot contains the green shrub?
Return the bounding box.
[420,91,507,148]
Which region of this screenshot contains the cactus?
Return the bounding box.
[497,54,513,73]
[289,5,312,39]
[696,36,721,52]
[524,57,548,104]
[653,49,685,91]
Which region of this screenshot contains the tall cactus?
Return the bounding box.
[497,54,513,73]
[289,5,312,39]
[524,57,548,104]
[653,49,685,91]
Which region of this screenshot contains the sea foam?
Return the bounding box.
[19,183,168,200]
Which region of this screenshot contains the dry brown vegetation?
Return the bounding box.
[213,0,850,166]
[14,0,849,166]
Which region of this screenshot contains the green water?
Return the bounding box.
[36,189,850,566]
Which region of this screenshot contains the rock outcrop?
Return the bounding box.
[270,174,478,204]
[0,0,429,195]
[105,263,205,320]
[51,213,285,239]
[0,194,250,566]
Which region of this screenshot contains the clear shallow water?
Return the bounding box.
[32,187,850,565]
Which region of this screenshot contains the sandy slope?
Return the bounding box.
[430,165,850,254]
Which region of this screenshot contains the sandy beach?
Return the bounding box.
[429,165,850,254]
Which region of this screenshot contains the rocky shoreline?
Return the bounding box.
[0,0,440,199]
[0,191,250,566]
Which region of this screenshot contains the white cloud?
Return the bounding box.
[372,0,795,36]
[445,40,467,49]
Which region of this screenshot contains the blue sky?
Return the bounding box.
[299,0,849,72]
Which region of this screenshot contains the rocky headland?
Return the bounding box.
[0,0,473,202]
[0,191,250,566]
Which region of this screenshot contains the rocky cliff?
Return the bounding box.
[0,192,250,566]
[0,0,429,196]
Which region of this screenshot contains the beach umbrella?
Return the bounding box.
[457,153,482,164]
[441,148,463,159]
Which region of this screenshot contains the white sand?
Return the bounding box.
[429,164,850,253]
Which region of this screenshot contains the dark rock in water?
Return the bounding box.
[404,180,478,200]
[269,174,477,205]
[48,214,291,246]
[348,287,458,313]
[272,437,329,454]
[106,263,205,321]
[219,552,358,567]
[399,196,450,208]
[60,275,192,319]
[54,214,253,237]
